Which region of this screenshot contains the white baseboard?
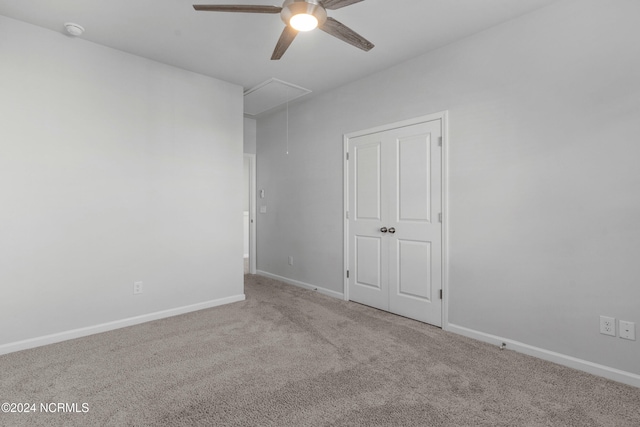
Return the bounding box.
[447,323,640,389]
[0,294,246,356]
[256,270,344,300]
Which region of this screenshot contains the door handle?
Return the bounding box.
[388,227,396,234]
[380,227,388,233]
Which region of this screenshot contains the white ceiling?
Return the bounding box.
[0,0,560,104]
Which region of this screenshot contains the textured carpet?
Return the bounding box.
[1,274,639,426]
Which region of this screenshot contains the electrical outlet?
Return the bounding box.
[133,281,143,295]
[600,315,616,336]
[619,320,636,341]
[288,256,294,266]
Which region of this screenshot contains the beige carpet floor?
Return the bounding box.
[1,274,639,426]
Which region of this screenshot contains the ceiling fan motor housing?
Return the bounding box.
[281,0,327,28]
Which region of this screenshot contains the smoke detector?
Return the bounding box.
[64,23,85,36]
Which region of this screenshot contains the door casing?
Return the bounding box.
[343,111,449,329]
[245,153,257,275]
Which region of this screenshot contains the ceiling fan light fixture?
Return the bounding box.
[289,13,318,31]
[281,0,327,31]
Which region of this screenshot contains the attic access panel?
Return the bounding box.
[243,78,311,116]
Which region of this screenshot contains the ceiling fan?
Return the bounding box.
[193,0,374,60]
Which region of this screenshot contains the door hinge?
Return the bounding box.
[438,137,443,147]
[438,212,442,223]
[439,289,443,299]
[346,270,350,278]
[346,152,349,160]
[346,211,349,219]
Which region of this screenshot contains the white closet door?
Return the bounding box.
[348,118,443,326]
[348,135,388,311]
[387,120,442,326]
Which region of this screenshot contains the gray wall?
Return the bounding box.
[243,157,251,212]
[244,117,257,155]
[0,16,244,346]
[256,0,640,375]
[244,118,256,212]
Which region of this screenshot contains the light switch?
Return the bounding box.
[260,205,267,214]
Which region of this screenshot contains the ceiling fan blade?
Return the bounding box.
[319,17,374,52]
[271,26,299,60]
[321,0,364,10]
[193,5,282,13]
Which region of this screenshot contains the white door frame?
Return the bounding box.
[343,111,449,329]
[245,153,257,275]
